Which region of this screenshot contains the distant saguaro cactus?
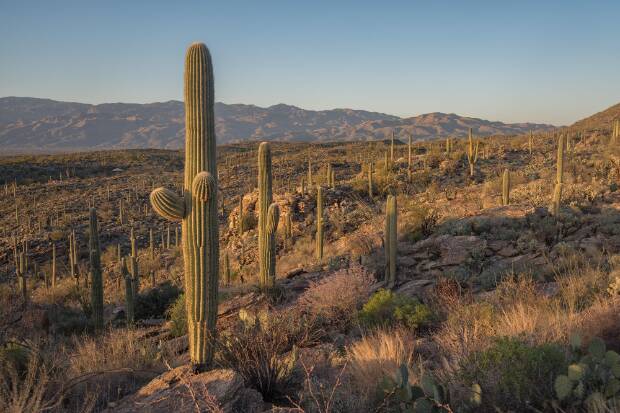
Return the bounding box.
[51,242,57,288]
[238,195,245,236]
[552,134,565,216]
[257,142,276,287]
[316,185,324,260]
[390,131,395,164]
[368,163,374,199]
[149,43,220,371]
[467,128,479,177]
[528,130,533,155]
[121,257,134,326]
[308,159,313,187]
[88,208,104,330]
[385,195,397,287]
[501,168,510,206]
[407,135,412,179]
[326,163,332,187]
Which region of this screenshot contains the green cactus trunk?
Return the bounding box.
[149,43,220,370]
[238,195,244,236]
[385,195,397,287]
[51,242,56,288]
[552,134,565,216]
[88,208,104,330]
[121,257,134,326]
[308,159,313,187]
[502,168,510,206]
[407,135,412,179]
[258,142,277,287]
[384,151,389,176]
[528,130,533,155]
[265,203,280,287]
[326,163,332,187]
[315,185,324,261]
[368,163,374,199]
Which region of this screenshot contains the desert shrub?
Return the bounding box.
[134,281,181,320]
[166,293,186,337]
[298,264,374,329]
[347,328,415,396]
[358,290,434,330]
[400,204,438,243]
[216,309,322,402]
[0,351,54,413]
[47,304,90,335]
[460,337,566,411]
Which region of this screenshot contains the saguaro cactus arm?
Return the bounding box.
[150,187,185,221]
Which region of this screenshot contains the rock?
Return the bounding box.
[396,279,434,298]
[106,366,263,413]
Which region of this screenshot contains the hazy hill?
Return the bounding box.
[571,102,620,132]
[0,97,556,151]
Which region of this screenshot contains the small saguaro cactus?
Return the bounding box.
[326,163,332,187]
[502,168,510,206]
[88,208,104,330]
[238,195,245,236]
[390,130,395,164]
[552,134,565,216]
[467,128,479,177]
[308,159,313,187]
[257,142,274,288]
[149,228,154,258]
[446,137,452,154]
[51,242,57,288]
[17,252,27,305]
[121,257,134,326]
[224,251,231,286]
[407,135,412,179]
[149,43,220,371]
[528,130,534,155]
[315,185,324,261]
[368,163,374,199]
[385,195,397,287]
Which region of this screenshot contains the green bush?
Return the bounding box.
[166,293,186,337]
[462,337,566,411]
[358,289,433,330]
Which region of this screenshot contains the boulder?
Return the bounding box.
[106,367,263,413]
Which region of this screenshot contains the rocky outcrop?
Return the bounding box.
[106,367,263,413]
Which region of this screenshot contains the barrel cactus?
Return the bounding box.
[149,42,220,371]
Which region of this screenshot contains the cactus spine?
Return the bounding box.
[502,168,510,206]
[552,134,565,216]
[149,43,219,370]
[258,142,279,287]
[88,208,104,330]
[315,185,324,261]
[467,128,479,177]
[385,195,397,287]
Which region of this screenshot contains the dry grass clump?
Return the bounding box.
[298,264,374,328]
[347,328,416,395]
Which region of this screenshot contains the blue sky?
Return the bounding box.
[1,0,619,125]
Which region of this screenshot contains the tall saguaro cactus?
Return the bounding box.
[265,203,280,287]
[552,134,565,216]
[150,43,219,371]
[88,208,104,330]
[257,142,275,287]
[502,168,510,206]
[316,185,324,260]
[467,128,479,177]
[385,195,397,287]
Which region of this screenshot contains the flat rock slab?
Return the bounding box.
[106,366,263,413]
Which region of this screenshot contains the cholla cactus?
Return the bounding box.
[316,185,324,260]
[149,43,220,370]
[258,142,277,287]
[467,128,479,177]
[502,168,510,206]
[385,195,397,287]
[552,134,565,216]
[88,208,104,330]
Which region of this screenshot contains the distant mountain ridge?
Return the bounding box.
[0,97,556,151]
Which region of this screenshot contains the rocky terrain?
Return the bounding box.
[1,100,620,412]
[0,97,556,151]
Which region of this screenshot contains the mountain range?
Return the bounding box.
[0,97,557,151]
